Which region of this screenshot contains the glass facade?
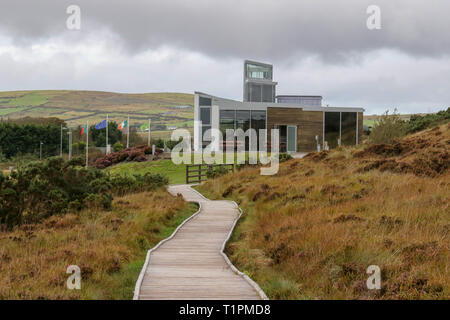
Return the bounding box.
[199,96,212,106]
[324,112,357,149]
[218,109,267,149]
[324,112,340,149]
[199,96,212,142]
[219,110,235,137]
[341,112,357,145]
[200,107,211,125]
[246,63,272,80]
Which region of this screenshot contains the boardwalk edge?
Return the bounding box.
[132,187,203,300]
[189,186,269,300]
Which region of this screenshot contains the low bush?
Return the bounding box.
[369,110,408,144]
[406,108,450,133]
[206,165,230,179]
[113,141,124,152]
[94,145,163,169]
[0,157,168,229]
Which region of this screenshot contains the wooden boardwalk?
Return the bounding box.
[134,184,266,300]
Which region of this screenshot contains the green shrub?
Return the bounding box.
[206,166,230,179]
[166,137,183,150]
[406,108,450,133]
[155,138,165,149]
[0,157,168,229]
[113,141,124,152]
[279,153,293,162]
[369,109,408,144]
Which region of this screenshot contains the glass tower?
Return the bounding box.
[243,60,277,103]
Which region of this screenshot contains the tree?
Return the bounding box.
[90,121,122,147]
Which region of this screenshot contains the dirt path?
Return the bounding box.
[133,184,267,300]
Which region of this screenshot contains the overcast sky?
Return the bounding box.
[0,0,449,114]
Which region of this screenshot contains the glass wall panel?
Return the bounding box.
[199,96,212,106]
[246,63,272,80]
[219,110,235,137]
[324,112,340,149]
[236,111,250,131]
[202,125,211,141]
[251,110,266,150]
[200,107,211,125]
[262,85,274,102]
[249,83,262,102]
[341,112,357,146]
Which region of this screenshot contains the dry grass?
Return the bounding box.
[196,124,449,299]
[0,189,197,299]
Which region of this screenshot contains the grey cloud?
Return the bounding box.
[1,0,450,63]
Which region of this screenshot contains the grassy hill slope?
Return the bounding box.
[0,90,194,133]
[196,123,449,299]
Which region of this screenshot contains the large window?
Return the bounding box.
[262,85,274,102]
[236,111,250,131]
[218,109,267,149]
[341,112,357,146]
[200,107,211,125]
[200,107,211,141]
[251,110,266,149]
[324,112,340,149]
[246,63,272,80]
[249,83,262,102]
[199,96,212,106]
[219,110,235,137]
[324,111,357,149]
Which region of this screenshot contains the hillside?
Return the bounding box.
[0,90,194,134]
[196,123,449,299]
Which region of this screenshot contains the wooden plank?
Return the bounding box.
[134,184,264,300]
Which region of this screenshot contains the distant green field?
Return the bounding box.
[363,119,377,127]
[0,107,28,116]
[0,90,194,135]
[4,93,48,106]
[108,160,186,185]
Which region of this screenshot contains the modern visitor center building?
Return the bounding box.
[193,60,364,153]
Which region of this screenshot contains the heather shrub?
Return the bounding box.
[206,166,230,179]
[0,157,168,228]
[369,110,408,144]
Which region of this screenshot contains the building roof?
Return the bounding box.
[195,92,364,112]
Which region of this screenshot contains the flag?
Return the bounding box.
[81,124,87,136]
[95,120,107,130]
[118,120,128,130]
[140,123,150,132]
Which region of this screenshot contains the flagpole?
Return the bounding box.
[86,121,89,168]
[148,118,151,146]
[127,114,130,148]
[106,114,109,154]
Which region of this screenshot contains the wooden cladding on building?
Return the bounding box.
[267,107,323,152]
[358,112,363,143]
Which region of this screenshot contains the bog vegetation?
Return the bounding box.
[196,119,449,299]
[0,155,200,299]
[0,190,197,299]
[369,107,449,144]
[0,157,167,229]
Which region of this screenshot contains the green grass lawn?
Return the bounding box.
[108,160,187,184]
[107,152,282,185]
